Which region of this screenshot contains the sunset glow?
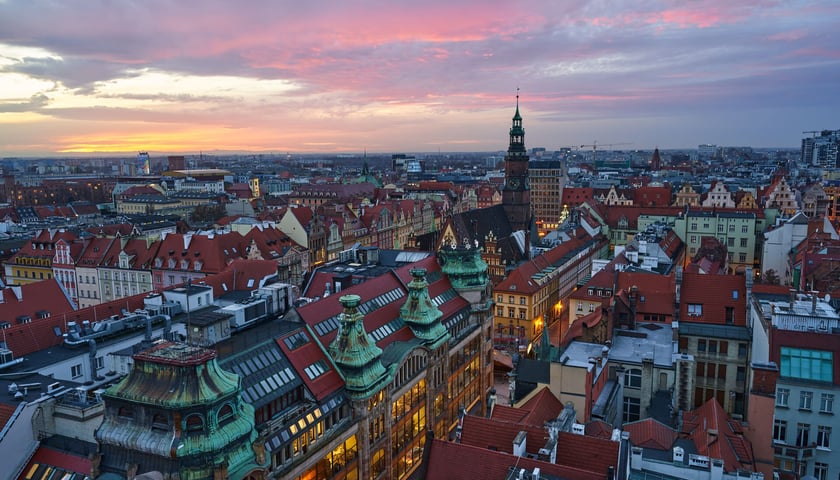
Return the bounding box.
[1,0,838,156]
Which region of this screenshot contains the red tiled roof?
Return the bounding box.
[424,438,604,480]
[276,327,344,402]
[516,386,564,425]
[495,234,601,294]
[585,420,615,440]
[679,272,746,325]
[681,398,755,473]
[623,418,677,450]
[18,445,91,479]
[460,415,619,478]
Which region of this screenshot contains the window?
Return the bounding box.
[698,339,707,352]
[776,388,790,407]
[508,296,514,304]
[691,223,697,230]
[118,406,134,420]
[742,225,749,233]
[814,462,828,480]
[688,304,702,316]
[820,393,834,413]
[740,238,748,247]
[218,403,235,425]
[796,423,810,447]
[519,297,525,305]
[738,343,747,359]
[623,397,641,422]
[780,347,833,381]
[739,253,747,263]
[518,309,525,319]
[588,303,596,312]
[185,414,204,432]
[497,307,504,316]
[773,419,787,443]
[508,308,514,318]
[725,306,735,324]
[624,368,642,389]
[497,295,503,303]
[577,303,583,312]
[95,356,104,370]
[801,391,813,410]
[71,364,82,378]
[727,237,734,247]
[718,224,724,232]
[817,426,831,449]
[152,413,169,431]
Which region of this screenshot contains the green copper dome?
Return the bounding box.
[438,246,489,291]
[328,294,390,399]
[401,268,450,349]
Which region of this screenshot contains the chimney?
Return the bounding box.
[631,446,643,471]
[811,291,818,313]
[672,446,684,464]
[710,458,724,480]
[532,467,541,479]
[512,431,527,457]
[789,289,796,310]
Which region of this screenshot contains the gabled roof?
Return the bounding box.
[495,233,602,294]
[424,438,605,480]
[154,232,246,273]
[623,417,677,450]
[459,414,620,478]
[681,398,755,473]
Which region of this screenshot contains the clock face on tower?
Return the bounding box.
[508,178,520,189]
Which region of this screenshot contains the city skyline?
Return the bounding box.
[1,0,838,157]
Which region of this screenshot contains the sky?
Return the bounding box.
[0,1,838,157]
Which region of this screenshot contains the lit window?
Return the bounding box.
[624,368,642,389]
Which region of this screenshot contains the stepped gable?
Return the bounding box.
[681,398,755,473]
[327,294,390,400]
[277,326,344,402]
[622,418,677,450]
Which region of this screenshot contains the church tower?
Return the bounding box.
[501,92,531,233]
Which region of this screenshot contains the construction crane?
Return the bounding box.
[579,141,632,163]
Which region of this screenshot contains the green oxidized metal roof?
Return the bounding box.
[104,342,240,407]
[328,294,390,399]
[401,268,449,349]
[438,246,489,290]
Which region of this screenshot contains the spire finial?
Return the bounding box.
[516,87,520,107]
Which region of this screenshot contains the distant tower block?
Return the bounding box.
[137,151,150,175]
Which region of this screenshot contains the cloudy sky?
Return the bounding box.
[1,1,838,156]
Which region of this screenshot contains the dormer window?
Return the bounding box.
[218,403,235,425]
[194,260,203,271]
[168,258,176,269]
[185,413,204,432]
[154,257,163,268]
[180,259,189,270]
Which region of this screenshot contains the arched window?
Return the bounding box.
[218,403,235,425]
[185,413,204,432]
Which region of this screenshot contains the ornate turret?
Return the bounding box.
[328,294,389,400]
[401,268,450,349]
[94,342,267,479]
[439,244,489,292]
